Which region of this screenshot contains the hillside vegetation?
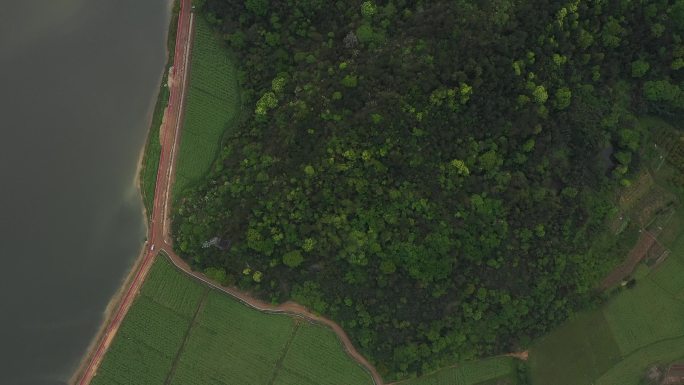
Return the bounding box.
[174,0,684,379]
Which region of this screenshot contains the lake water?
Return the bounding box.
[0,0,170,383]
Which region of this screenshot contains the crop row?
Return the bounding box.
[274,324,374,385]
[174,17,240,195]
[140,256,205,317]
[117,296,190,358]
[91,339,172,385]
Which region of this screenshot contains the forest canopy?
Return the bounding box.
[174,0,684,379]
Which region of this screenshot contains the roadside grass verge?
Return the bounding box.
[89,255,375,385]
[139,1,180,220]
[399,356,519,385]
[173,16,240,198]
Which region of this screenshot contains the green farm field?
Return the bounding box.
[399,356,519,385]
[90,255,375,385]
[530,223,684,385]
[174,16,240,197]
[529,149,684,385]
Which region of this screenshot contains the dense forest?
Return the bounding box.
[174,0,684,379]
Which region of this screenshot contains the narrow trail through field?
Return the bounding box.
[73,1,384,384]
[164,288,209,385]
[267,321,301,385]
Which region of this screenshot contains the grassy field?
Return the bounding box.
[90,255,375,385]
[139,79,168,218]
[169,291,296,385]
[529,137,684,385]
[274,324,377,385]
[528,310,622,385]
[528,117,684,385]
[530,220,684,385]
[603,272,684,356]
[399,356,519,385]
[173,16,240,197]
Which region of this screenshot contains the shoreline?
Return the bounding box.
[68,1,177,383]
[71,3,389,384]
[67,241,149,385]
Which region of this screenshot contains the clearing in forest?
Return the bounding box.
[602,123,680,289]
[89,256,374,385]
[174,16,240,197]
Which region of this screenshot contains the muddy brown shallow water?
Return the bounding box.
[0,0,169,383]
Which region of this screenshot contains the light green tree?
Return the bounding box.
[283,250,304,268]
[255,91,278,115]
[631,59,650,78]
[361,1,377,18]
[532,85,548,104]
[302,238,316,252]
[341,74,358,88]
[554,87,571,110]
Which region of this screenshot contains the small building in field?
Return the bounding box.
[664,363,684,385]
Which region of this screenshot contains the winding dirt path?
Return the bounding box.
[73,1,384,384]
[161,250,384,385]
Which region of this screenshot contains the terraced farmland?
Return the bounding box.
[90,256,375,385]
[174,16,240,196]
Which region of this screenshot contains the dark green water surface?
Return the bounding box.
[0,0,170,383]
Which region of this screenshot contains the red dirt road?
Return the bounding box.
[599,230,658,290]
[73,0,194,383]
[73,1,384,384]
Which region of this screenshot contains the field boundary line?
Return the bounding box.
[647,273,684,306]
[624,334,684,358]
[191,83,236,104]
[267,321,302,385]
[164,287,209,385]
[597,333,684,382]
